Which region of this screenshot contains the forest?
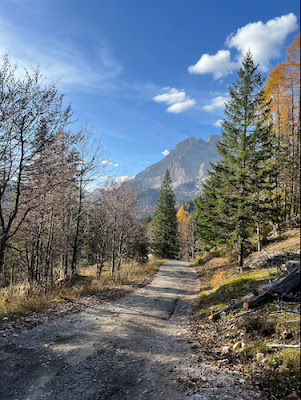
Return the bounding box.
[193,35,300,266]
[0,23,300,400]
[0,34,299,308]
[0,55,150,292]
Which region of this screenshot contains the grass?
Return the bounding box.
[265,228,300,253]
[196,259,279,318]
[193,228,300,399]
[0,259,163,320]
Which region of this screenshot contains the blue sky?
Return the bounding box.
[1,0,300,181]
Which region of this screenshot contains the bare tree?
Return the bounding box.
[69,126,103,279]
[0,55,71,278]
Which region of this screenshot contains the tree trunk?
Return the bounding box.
[0,238,6,278]
[45,210,55,286]
[96,262,104,279]
[111,250,116,275]
[238,238,244,273]
[273,223,279,237]
[64,254,69,280]
[71,177,83,278]
[257,223,262,252]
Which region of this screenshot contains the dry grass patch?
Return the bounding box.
[0,259,163,320]
[265,229,300,253]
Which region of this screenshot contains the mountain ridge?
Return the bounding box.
[131,134,221,208]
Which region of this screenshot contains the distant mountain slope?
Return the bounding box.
[131,135,220,208]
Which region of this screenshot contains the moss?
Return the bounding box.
[278,349,301,377]
[265,348,301,377]
[240,342,269,359]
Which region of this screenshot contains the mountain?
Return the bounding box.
[131,135,220,208]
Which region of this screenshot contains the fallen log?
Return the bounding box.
[285,260,300,273]
[243,292,272,310]
[267,344,300,349]
[209,260,300,321]
[209,300,245,321]
[271,268,300,296]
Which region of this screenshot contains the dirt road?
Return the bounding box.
[0,261,261,400]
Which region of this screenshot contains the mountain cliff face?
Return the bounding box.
[131,135,220,207]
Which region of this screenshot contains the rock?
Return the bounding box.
[217,358,229,365]
[2,317,8,321]
[287,392,299,399]
[201,376,207,382]
[130,135,221,207]
[221,346,230,355]
[239,378,246,384]
[194,394,209,400]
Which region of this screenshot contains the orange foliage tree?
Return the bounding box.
[265,34,300,224]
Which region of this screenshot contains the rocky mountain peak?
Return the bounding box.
[206,134,220,144]
[131,135,221,207]
[174,137,197,151]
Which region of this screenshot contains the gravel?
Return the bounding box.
[0,261,263,400]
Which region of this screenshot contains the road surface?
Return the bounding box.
[0,261,261,400]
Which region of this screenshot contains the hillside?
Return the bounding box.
[192,229,300,400]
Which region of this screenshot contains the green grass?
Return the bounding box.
[278,348,301,377]
[198,267,278,317]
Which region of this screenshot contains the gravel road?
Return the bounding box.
[0,261,262,400]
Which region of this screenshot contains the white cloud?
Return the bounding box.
[162,149,170,156]
[188,13,298,78]
[188,50,237,79]
[167,99,196,114]
[153,88,186,105]
[153,88,195,113]
[101,160,119,167]
[226,13,298,70]
[101,160,112,166]
[203,96,229,112]
[213,119,223,128]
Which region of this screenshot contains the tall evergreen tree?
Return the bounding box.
[195,51,275,268]
[151,170,178,258]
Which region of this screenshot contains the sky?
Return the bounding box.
[0,0,300,181]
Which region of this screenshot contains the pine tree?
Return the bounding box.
[218,51,276,267]
[151,170,178,258]
[194,170,234,251]
[195,51,275,268]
